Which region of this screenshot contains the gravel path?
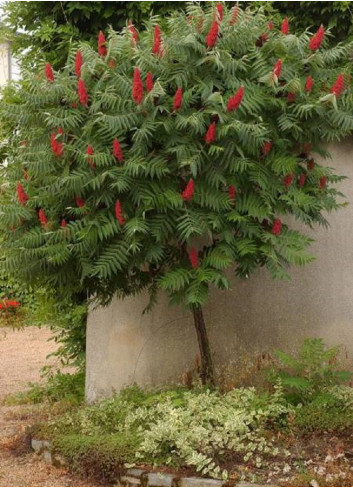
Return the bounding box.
[0,326,93,487]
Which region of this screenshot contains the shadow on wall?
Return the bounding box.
[86,139,353,401]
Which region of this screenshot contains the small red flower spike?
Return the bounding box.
[298,174,306,188]
[330,73,344,98]
[173,87,183,111]
[305,76,314,92]
[307,159,315,171]
[115,200,125,225]
[113,139,124,162]
[38,209,48,227]
[309,25,325,51]
[271,218,282,236]
[206,21,219,48]
[98,31,107,56]
[205,122,217,144]
[227,86,244,111]
[228,185,236,200]
[75,50,83,77]
[181,179,194,201]
[283,174,294,188]
[75,196,85,208]
[146,72,154,92]
[132,67,144,104]
[273,59,282,78]
[60,219,67,228]
[78,78,88,105]
[319,176,327,189]
[17,183,29,205]
[281,17,289,35]
[189,247,199,269]
[45,63,54,82]
[152,25,162,55]
[262,141,272,156]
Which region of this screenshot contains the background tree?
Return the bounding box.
[1,1,352,70]
[1,3,353,384]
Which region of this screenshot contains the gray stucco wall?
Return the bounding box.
[86,140,353,402]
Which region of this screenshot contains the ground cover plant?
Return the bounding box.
[1,3,353,386]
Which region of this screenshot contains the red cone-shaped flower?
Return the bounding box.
[189,247,199,269]
[206,21,219,48]
[298,173,306,188]
[228,185,236,201]
[227,86,244,111]
[60,219,67,228]
[319,176,327,189]
[38,209,48,227]
[98,31,107,56]
[205,122,216,144]
[262,141,272,156]
[283,174,293,188]
[281,17,289,35]
[45,63,54,82]
[146,71,154,92]
[115,200,125,225]
[305,76,314,92]
[307,158,315,170]
[309,25,324,51]
[287,92,296,102]
[330,73,344,98]
[129,23,138,45]
[273,59,282,78]
[216,3,224,21]
[78,78,88,105]
[113,139,124,162]
[267,21,274,30]
[173,87,183,111]
[132,67,144,104]
[152,25,162,55]
[108,59,115,69]
[17,182,28,205]
[271,218,282,236]
[75,50,83,77]
[75,196,85,208]
[182,179,194,201]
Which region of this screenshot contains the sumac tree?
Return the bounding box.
[1,4,353,385]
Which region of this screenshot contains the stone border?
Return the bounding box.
[31,438,264,487]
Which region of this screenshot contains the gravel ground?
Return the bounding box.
[0,326,93,487]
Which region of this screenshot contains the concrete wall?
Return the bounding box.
[0,41,20,87]
[86,140,353,402]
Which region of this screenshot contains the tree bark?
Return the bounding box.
[192,305,215,387]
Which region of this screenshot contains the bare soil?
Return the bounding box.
[0,326,92,487]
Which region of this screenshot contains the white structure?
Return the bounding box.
[0,39,20,86]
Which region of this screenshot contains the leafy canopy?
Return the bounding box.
[0,3,352,310]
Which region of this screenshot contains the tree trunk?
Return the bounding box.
[192,305,215,387]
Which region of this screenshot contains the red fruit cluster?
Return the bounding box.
[98,31,107,56]
[78,78,88,105]
[173,87,183,111]
[182,179,194,201]
[87,145,95,168]
[152,25,162,55]
[129,23,138,45]
[298,173,306,187]
[273,59,282,78]
[132,67,144,104]
[229,6,239,25]
[115,200,125,225]
[38,209,48,227]
[75,196,85,208]
[205,122,217,144]
[283,174,293,188]
[50,127,64,157]
[330,74,344,98]
[267,21,274,30]
[113,139,124,162]
[307,159,315,171]
[262,141,272,156]
[305,76,314,93]
[309,25,325,51]
[17,182,29,205]
[319,176,327,189]
[271,218,282,236]
[228,185,236,200]
[287,92,296,102]
[206,21,219,48]
[216,3,224,21]
[189,247,199,269]
[60,219,67,228]
[281,17,289,35]
[45,63,54,82]
[75,50,83,77]
[227,86,244,111]
[146,72,154,92]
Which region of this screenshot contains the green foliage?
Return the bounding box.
[0,5,352,314]
[4,371,85,406]
[41,384,291,479]
[1,1,186,70]
[294,389,353,432]
[53,433,140,484]
[270,338,352,404]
